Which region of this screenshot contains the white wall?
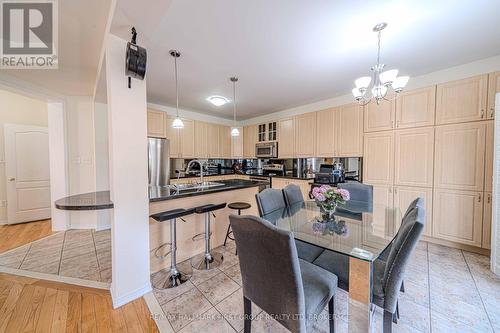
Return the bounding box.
[94,102,109,191]
[0,89,48,224]
[106,34,151,307]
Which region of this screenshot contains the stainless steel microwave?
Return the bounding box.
[256,142,278,158]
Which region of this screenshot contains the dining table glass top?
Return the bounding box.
[262,200,402,262]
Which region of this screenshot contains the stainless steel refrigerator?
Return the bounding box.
[148,138,171,186]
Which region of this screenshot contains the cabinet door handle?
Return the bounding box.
[491,107,495,118]
[481,109,485,118]
[478,194,481,203]
[487,194,491,204]
[396,120,400,128]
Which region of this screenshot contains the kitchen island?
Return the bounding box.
[149,179,267,274]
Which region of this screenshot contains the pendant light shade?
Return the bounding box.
[230,76,239,137]
[170,50,184,129]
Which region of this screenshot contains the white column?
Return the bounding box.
[48,102,69,231]
[105,34,151,306]
[492,92,500,275]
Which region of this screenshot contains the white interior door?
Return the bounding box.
[4,124,51,224]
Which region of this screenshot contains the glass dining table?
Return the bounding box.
[262,200,402,333]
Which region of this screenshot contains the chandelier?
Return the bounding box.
[352,23,409,105]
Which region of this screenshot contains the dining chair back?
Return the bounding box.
[229,214,337,333]
[255,188,286,216]
[283,184,304,206]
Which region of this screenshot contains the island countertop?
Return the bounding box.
[149,179,268,202]
[54,191,114,210]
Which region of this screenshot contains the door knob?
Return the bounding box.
[8,178,15,181]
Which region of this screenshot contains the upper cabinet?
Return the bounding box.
[394,127,434,187]
[231,128,243,158]
[219,125,231,158]
[147,110,166,138]
[257,122,277,142]
[165,116,181,157]
[295,112,317,157]
[180,119,195,158]
[436,75,488,125]
[363,131,394,185]
[207,123,220,158]
[434,122,486,191]
[336,103,364,157]
[395,86,436,129]
[315,108,336,157]
[278,117,295,158]
[243,125,257,158]
[364,98,395,132]
[488,71,500,119]
[194,121,209,158]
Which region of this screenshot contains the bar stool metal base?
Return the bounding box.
[151,266,193,289]
[191,251,224,270]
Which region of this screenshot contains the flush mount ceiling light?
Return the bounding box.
[170,49,184,129]
[207,95,229,107]
[352,22,409,105]
[230,77,240,137]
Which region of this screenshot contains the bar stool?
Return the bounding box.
[150,207,195,289]
[225,202,252,254]
[191,202,227,270]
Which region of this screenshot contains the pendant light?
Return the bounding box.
[230,77,240,136]
[170,50,184,129]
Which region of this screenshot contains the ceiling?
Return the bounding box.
[129,0,500,120]
[3,0,112,97]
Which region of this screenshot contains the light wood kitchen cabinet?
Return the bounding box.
[195,121,208,158]
[316,108,336,157]
[231,128,243,158]
[436,75,488,125]
[278,117,295,158]
[395,86,436,129]
[147,110,166,138]
[295,112,317,157]
[337,103,364,156]
[482,192,492,249]
[363,131,394,185]
[219,126,231,158]
[180,119,195,158]
[485,121,494,192]
[364,98,395,132]
[394,186,433,237]
[207,123,220,158]
[243,125,257,158]
[364,184,396,242]
[165,116,180,157]
[394,127,434,187]
[271,178,311,199]
[487,71,500,119]
[434,122,486,191]
[432,188,483,247]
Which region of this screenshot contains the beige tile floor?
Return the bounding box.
[151,240,500,333]
[0,229,111,282]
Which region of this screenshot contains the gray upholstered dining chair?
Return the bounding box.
[229,214,337,333]
[313,198,425,332]
[373,198,425,333]
[255,188,287,216]
[282,184,324,263]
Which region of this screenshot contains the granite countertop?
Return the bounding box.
[55,191,113,210]
[174,170,240,179]
[149,179,268,202]
[272,174,316,181]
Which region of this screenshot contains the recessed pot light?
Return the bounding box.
[207,96,229,107]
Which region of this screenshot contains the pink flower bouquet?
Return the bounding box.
[311,185,350,221]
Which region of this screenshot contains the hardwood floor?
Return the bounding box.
[0,220,53,253]
[0,273,158,333]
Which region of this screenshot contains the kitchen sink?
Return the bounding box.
[168,181,225,191]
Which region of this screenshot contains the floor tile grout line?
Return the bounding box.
[17,242,33,269]
[90,229,103,282]
[56,231,67,275]
[461,250,495,332]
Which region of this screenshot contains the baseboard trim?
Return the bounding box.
[0,266,111,290]
[111,283,152,308]
[143,291,175,333]
[422,236,491,256]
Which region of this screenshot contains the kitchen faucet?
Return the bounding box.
[186,160,206,184]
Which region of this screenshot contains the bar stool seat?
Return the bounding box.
[192,203,227,270]
[225,202,252,255]
[150,207,195,289]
